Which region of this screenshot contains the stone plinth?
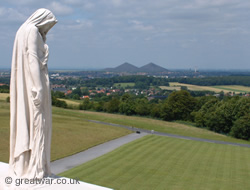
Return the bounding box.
[0,162,112,190]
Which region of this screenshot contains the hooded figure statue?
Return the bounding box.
[9,8,57,179]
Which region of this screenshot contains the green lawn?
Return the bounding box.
[1,92,250,164]
[61,135,250,190]
[56,109,250,145]
[0,96,131,163]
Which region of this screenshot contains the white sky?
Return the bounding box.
[1,0,250,70]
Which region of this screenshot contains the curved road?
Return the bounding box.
[51,132,148,174]
[88,119,250,148]
[51,119,250,174]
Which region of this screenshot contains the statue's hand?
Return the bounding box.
[32,88,43,107]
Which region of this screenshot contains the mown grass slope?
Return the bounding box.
[55,109,250,145]
[61,135,250,190]
[0,93,131,162]
[1,92,249,163]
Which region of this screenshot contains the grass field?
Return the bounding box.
[213,85,250,93]
[61,135,250,190]
[65,110,250,145]
[160,82,250,94]
[0,93,9,100]
[1,92,250,163]
[58,98,81,109]
[114,83,135,88]
[58,98,82,106]
[0,93,131,163]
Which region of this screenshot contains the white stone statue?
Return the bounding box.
[9,8,57,179]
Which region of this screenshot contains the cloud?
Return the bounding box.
[48,1,73,15]
[1,0,250,69]
[63,0,82,5]
[110,0,123,7]
[60,19,93,30]
[130,20,154,32]
[194,0,237,7]
[0,7,27,23]
[3,0,36,5]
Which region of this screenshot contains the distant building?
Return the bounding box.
[50,73,59,78]
[66,90,72,95]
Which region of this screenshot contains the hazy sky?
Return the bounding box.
[1,0,250,70]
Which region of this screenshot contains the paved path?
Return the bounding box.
[51,119,250,175]
[88,120,250,148]
[51,132,148,174]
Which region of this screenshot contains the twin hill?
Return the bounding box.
[105,62,168,74]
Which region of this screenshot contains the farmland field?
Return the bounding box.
[58,98,81,105]
[160,82,250,94]
[58,98,81,108]
[61,135,250,190]
[212,85,250,93]
[114,82,135,88]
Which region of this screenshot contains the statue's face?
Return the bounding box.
[40,21,56,35]
[38,21,56,42]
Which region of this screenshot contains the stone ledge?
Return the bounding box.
[0,162,112,190]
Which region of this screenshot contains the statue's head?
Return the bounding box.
[26,8,57,41]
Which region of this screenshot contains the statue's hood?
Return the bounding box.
[25,8,57,34]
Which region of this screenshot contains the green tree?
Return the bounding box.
[72,94,80,100]
[150,103,162,118]
[51,96,67,108]
[80,98,92,110]
[94,101,104,112]
[135,98,150,116]
[72,87,82,97]
[52,91,65,98]
[104,97,120,113]
[194,96,250,136]
[162,90,196,121]
[194,98,219,128]
[119,94,136,115]
[82,87,90,96]
[230,114,250,140]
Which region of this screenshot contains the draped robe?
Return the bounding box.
[9,9,57,179]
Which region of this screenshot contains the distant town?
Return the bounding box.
[1,62,250,141]
[1,63,250,100]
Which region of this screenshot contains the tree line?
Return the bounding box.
[177,76,250,86]
[77,91,250,140]
[32,89,250,141]
[51,75,169,88]
[51,75,250,88]
[0,85,9,93]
